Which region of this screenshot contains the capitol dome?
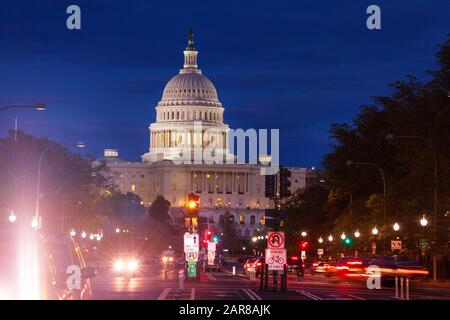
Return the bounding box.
[160,72,220,105]
[142,29,234,163]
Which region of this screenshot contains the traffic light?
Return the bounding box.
[279,167,292,198]
[265,174,276,198]
[299,241,309,250]
[205,229,213,243]
[186,192,200,215]
[343,237,353,246]
[212,235,219,243]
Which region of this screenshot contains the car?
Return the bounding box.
[243,257,264,277]
[311,260,333,275]
[112,253,140,278]
[238,255,254,263]
[0,229,60,300]
[329,257,373,279]
[368,256,429,283]
[42,233,96,300]
[286,256,305,277]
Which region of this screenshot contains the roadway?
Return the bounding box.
[90,263,450,300]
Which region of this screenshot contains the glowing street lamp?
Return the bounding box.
[81,231,87,239]
[69,229,76,237]
[354,230,360,238]
[328,234,333,242]
[115,228,121,234]
[393,222,400,231]
[252,237,257,243]
[301,231,307,237]
[372,226,379,235]
[318,237,323,244]
[420,215,428,227]
[89,234,95,240]
[340,232,346,240]
[31,216,39,229]
[8,211,16,223]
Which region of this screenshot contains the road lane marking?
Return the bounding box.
[347,294,366,300]
[242,289,256,300]
[157,288,171,300]
[190,288,195,300]
[296,289,323,300]
[242,288,263,300]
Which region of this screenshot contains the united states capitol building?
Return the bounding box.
[100,31,321,239]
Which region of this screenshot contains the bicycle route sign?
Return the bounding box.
[267,231,285,249]
[265,248,287,271]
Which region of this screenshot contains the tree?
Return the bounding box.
[149,195,171,222]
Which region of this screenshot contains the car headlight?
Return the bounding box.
[114,260,125,272]
[127,259,138,272]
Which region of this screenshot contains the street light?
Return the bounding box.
[393,222,400,231]
[252,237,257,243]
[372,226,379,235]
[340,232,346,240]
[0,103,47,112]
[301,231,307,237]
[318,237,323,243]
[346,160,386,228]
[386,133,438,281]
[354,230,360,238]
[115,228,121,233]
[81,231,87,239]
[420,214,428,227]
[8,211,16,223]
[328,234,333,242]
[34,141,86,230]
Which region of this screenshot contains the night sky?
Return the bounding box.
[0,0,448,167]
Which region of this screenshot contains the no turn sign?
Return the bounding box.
[186,251,198,262]
[267,231,285,249]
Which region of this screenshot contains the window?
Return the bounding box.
[260,216,265,225]
[131,184,136,192]
[240,215,245,225]
[140,184,145,192]
[245,229,250,237]
[250,215,255,225]
[229,215,235,223]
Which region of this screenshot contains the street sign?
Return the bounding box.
[267,231,285,249]
[207,242,216,266]
[187,261,197,278]
[186,251,198,262]
[317,248,324,256]
[265,248,287,271]
[301,250,306,260]
[419,239,429,248]
[184,233,199,253]
[391,240,402,251]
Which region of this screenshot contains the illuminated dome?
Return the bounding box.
[160,72,220,107]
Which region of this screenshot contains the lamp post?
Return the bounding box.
[386,133,438,281]
[346,160,386,252]
[0,103,47,112]
[34,141,86,230]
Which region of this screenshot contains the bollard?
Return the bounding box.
[395,276,399,298]
[260,264,264,290]
[232,266,236,275]
[178,268,184,291]
[406,278,409,300]
[400,277,404,299]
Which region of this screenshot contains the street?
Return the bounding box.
[91,262,450,300]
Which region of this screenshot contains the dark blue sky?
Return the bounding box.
[0,0,448,167]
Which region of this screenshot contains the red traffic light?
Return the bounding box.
[299,241,309,249]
